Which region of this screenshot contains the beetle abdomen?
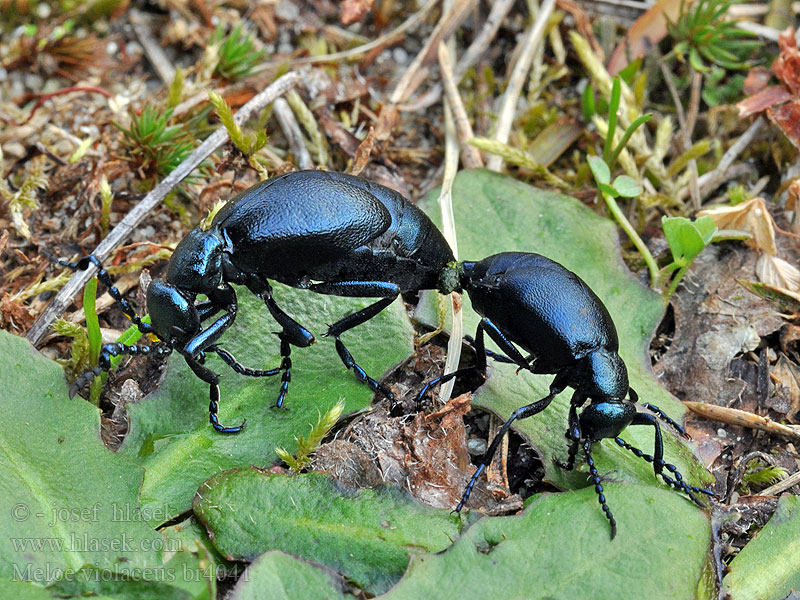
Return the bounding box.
[215,171,393,276]
[465,252,618,368]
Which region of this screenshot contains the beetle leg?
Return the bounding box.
[416,318,530,407]
[183,354,246,433]
[247,277,315,348]
[306,280,401,399]
[69,341,173,399]
[640,401,691,439]
[480,318,532,373]
[555,394,584,470]
[211,345,282,378]
[182,308,237,358]
[582,438,617,539]
[455,378,567,512]
[614,414,714,504]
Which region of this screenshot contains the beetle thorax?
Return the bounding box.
[580,348,629,401]
[165,227,225,294]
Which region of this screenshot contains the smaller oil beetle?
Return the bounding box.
[57,170,456,433]
[418,251,713,537]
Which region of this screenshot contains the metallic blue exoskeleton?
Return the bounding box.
[62,171,456,432]
[419,252,713,537]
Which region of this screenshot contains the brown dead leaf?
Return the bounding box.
[698,197,777,255]
[0,294,35,332]
[743,66,774,96]
[756,253,800,291]
[340,0,374,25]
[767,100,800,150]
[773,27,800,96]
[737,28,800,149]
[771,355,800,422]
[739,279,800,314]
[607,0,688,75]
[349,126,376,176]
[738,86,793,118]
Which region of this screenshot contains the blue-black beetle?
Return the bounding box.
[60,170,456,432]
[418,251,713,537]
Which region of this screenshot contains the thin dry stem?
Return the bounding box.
[487,0,556,172]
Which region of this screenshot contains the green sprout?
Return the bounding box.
[667,0,759,72]
[210,24,267,81]
[114,104,195,181]
[276,399,346,473]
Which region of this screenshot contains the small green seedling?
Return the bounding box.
[659,216,717,296]
[276,399,346,473]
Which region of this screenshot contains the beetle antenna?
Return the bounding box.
[47,251,155,337]
[583,438,617,539]
[640,401,691,439]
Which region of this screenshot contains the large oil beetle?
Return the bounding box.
[59,170,456,433]
[418,252,713,537]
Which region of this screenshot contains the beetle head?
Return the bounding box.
[146,278,200,345]
[165,227,225,295]
[575,349,635,440]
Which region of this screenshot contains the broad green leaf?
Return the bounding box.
[0,579,52,599]
[723,494,800,600]
[380,484,711,600]
[0,330,166,585]
[229,551,355,600]
[587,155,610,185]
[663,216,717,265]
[417,170,710,501]
[612,174,643,198]
[193,470,463,595]
[119,284,414,524]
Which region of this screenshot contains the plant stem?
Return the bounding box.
[665,264,690,298]
[601,190,659,287]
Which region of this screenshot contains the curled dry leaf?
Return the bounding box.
[698,197,777,255]
[738,28,800,148]
[756,253,800,291]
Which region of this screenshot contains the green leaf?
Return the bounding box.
[193,470,463,595]
[228,551,356,600]
[662,216,717,265]
[119,284,415,524]
[417,170,711,511]
[380,484,710,600]
[723,494,800,600]
[0,330,165,584]
[612,175,643,198]
[0,579,52,600]
[581,84,595,121]
[587,155,610,185]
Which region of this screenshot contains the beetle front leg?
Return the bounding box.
[183,354,246,433]
[555,392,585,471]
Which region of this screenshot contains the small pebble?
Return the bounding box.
[467,437,487,456]
[35,3,51,18]
[392,47,408,64]
[107,41,119,56]
[717,428,727,439]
